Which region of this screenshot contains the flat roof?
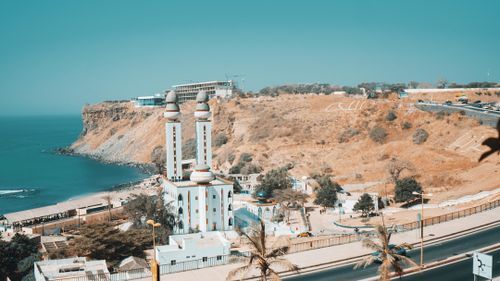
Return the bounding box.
[36,257,109,280]
[4,197,107,223]
[172,81,231,87]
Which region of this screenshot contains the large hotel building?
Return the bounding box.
[172,81,233,103]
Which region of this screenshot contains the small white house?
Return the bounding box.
[155,232,231,269]
[34,257,109,281]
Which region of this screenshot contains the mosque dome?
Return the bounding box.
[165,91,178,103]
[196,91,209,103]
[164,103,181,120]
[190,164,214,184]
[194,102,210,119]
[195,103,210,111]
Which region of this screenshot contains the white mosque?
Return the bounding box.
[162,91,234,234]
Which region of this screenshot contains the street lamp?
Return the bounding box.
[147,219,161,281]
[412,191,432,269]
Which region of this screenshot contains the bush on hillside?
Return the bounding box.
[402,121,412,130]
[338,127,360,143]
[214,133,228,147]
[369,127,388,143]
[394,177,422,203]
[386,110,397,121]
[412,128,429,144]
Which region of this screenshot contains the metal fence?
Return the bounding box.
[43,199,499,281]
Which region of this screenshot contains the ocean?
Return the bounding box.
[0,115,149,215]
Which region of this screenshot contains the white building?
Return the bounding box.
[155,232,230,268]
[132,93,166,107]
[336,192,379,215]
[172,81,233,103]
[227,173,261,194]
[162,91,234,234]
[34,257,109,281]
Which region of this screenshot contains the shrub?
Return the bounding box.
[458,110,466,116]
[369,127,388,143]
[338,127,360,143]
[412,128,429,144]
[402,121,412,130]
[435,111,449,120]
[353,193,375,217]
[395,177,422,203]
[214,133,228,147]
[227,153,236,164]
[239,153,253,163]
[386,110,397,121]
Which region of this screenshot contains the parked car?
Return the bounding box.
[417,99,424,103]
[473,100,482,104]
[371,244,408,263]
[443,101,452,105]
[297,231,313,237]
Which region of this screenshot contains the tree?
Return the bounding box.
[102,194,113,222]
[226,220,298,281]
[0,233,40,281]
[412,129,429,144]
[66,223,152,270]
[313,175,341,210]
[394,177,422,203]
[354,224,417,280]
[386,158,415,183]
[437,78,448,89]
[151,145,165,174]
[272,189,309,222]
[353,193,375,217]
[124,190,176,243]
[254,167,292,199]
[369,127,388,144]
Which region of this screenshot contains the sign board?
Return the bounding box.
[473,252,492,279]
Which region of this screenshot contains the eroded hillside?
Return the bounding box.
[71,94,500,202]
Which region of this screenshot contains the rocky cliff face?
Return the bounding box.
[71,94,500,202]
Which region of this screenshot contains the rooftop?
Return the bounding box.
[162,176,232,188]
[35,257,109,280]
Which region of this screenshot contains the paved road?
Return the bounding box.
[286,225,500,281]
[401,249,500,281]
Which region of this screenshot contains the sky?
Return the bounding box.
[0,0,499,116]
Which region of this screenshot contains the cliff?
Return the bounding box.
[71,94,500,202]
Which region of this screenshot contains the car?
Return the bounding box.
[443,101,452,105]
[297,231,313,237]
[371,244,407,263]
[417,99,424,103]
[473,100,482,104]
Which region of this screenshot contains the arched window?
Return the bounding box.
[178,207,183,215]
[228,191,232,198]
[178,220,184,229]
[228,204,232,211]
[178,194,183,201]
[228,217,233,226]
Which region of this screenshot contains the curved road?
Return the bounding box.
[285,225,500,281]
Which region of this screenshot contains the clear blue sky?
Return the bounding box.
[1,0,499,116]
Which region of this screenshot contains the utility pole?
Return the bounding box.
[412,191,432,269]
[147,219,161,281]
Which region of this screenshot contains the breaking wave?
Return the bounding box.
[0,189,36,198]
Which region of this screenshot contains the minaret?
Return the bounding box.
[194,91,212,169]
[164,91,183,181]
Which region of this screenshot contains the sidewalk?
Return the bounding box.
[149,208,499,281]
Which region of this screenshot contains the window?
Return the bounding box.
[178,220,184,229]
[212,194,216,199]
[195,196,198,200]
[228,217,233,226]
[202,257,208,262]
[195,209,199,214]
[178,207,183,215]
[171,260,176,265]
[228,204,232,211]
[228,191,232,198]
[216,256,222,261]
[178,194,183,201]
[213,208,216,212]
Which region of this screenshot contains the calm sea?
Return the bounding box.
[0,115,149,215]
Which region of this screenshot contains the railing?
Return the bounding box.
[42,199,500,281]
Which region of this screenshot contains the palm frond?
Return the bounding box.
[362,239,382,252]
[354,255,376,269]
[268,268,281,281]
[269,258,299,272]
[226,264,255,281]
[394,254,418,268]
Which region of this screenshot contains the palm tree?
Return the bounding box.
[354,224,417,281]
[227,220,298,281]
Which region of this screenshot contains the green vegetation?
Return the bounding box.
[353,193,375,217]
[66,223,152,270]
[394,177,422,203]
[369,127,388,143]
[229,153,262,175]
[124,192,175,243]
[254,166,292,199]
[385,110,397,122]
[0,233,40,281]
[412,128,429,144]
[338,127,360,143]
[272,188,309,222]
[355,224,416,280]
[313,175,341,209]
[402,121,412,130]
[226,220,297,281]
